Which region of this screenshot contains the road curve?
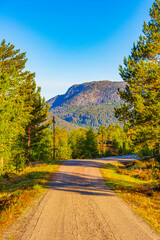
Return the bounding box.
[13,156,160,239]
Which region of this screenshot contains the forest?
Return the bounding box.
[0,0,160,236]
[0,0,160,178]
[0,40,132,176]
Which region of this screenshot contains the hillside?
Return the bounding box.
[48,113,80,130]
[47,80,125,129]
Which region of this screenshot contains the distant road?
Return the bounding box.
[10,155,160,239]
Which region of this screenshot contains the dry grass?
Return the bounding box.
[101,159,160,234]
[0,161,59,234]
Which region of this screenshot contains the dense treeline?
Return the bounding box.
[0,40,51,172]
[52,124,133,160]
[115,0,160,161]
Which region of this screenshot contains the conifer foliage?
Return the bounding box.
[115,0,160,157]
[0,40,51,169]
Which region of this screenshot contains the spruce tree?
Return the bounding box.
[115,0,160,157]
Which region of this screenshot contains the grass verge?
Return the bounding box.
[101,159,160,234]
[0,160,60,234]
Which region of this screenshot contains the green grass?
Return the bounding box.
[0,160,60,234]
[101,160,160,234]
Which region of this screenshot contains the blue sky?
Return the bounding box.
[0,0,153,100]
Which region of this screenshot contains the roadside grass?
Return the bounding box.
[0,160,60,233]
[101,159,160,234]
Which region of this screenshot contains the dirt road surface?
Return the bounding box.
[3,155,160,240]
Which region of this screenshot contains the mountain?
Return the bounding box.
[47,80,125,129]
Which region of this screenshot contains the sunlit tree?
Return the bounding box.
[0,40,31,167]
[115,0,160,158]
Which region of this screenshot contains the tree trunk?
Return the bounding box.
[38,151,40,162]
[0,144,4,166]
[0,157,3,166]
[27,127,31,161]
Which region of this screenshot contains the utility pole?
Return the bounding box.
[102,129,104,156]
[53,116,56,160]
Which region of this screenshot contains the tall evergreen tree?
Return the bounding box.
[31,128,53,162]
[23,80,51,161]
[0,39,51,168]
[0,40,32,167]
[115,0,160,157]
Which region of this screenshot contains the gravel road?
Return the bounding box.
[4,155,160,240]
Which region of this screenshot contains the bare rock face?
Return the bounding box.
[47,80,125,129]
[48,80,125,108]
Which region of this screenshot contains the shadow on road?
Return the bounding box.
[60,155,138,168]
[50,171,114,196]
[48,155,138,196]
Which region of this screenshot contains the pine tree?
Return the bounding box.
[115,0,160,157]
[23,81,51,161]
[31,128,53,162]
[0,39,51,168]
[0,40,31,167]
